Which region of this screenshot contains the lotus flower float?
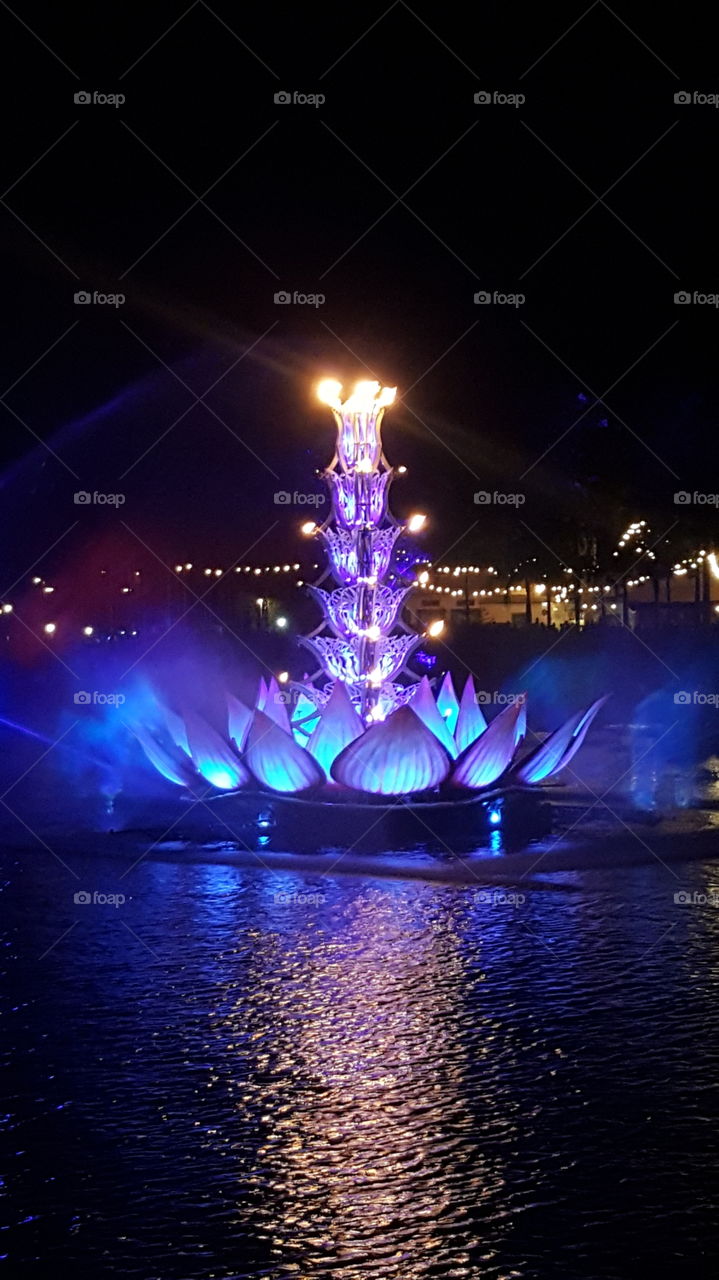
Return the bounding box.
[131,378,607,822]
[133,673,607,799]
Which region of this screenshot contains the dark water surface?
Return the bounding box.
[2,845,719,1278]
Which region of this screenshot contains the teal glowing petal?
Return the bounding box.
[307,680,364,780]
[263,676,291,733]
[450,699,524,789]
[245,709,325,793]
[331,705,450,795]
[161,704,191,757]
[256,677,269,711]
[291,692,321,744]
[514,696,608,785]
[131,723,198,788]
[184,710,250,790]
[454,674,487,753]
[436,671,460,734]
[227,693,252,751]
[411,675,457,757]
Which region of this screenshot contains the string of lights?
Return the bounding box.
[3,541,717,641]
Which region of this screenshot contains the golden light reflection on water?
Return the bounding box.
[221,884,515,1278]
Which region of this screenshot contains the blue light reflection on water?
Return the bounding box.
[2,846,719,1278]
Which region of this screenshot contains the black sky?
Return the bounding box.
[1,1,717,584]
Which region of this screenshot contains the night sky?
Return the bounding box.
[1,1,717,586]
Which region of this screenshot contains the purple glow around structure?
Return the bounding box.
[126,377,606,803]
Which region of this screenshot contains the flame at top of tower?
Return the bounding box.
[316,379,397,413]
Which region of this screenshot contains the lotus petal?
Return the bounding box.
[436,671,460,734]
[160,704,191,757]
[227,693,253,751]
[331,705,450,795]
[152,701,189,757]
[306,680,364,779]
[264,676,291,733]
[411,676,457,757]
[291,692,321,744]
[245,709,325,793]
[184,710,250,790]
[454,675,487,753]
[132,724,198,788]
[514,696,609,785]
[515,695,527,746]
[450,700,524,789]
[256,677,269,711]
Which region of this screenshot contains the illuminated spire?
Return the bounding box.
[299,379,421,723]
